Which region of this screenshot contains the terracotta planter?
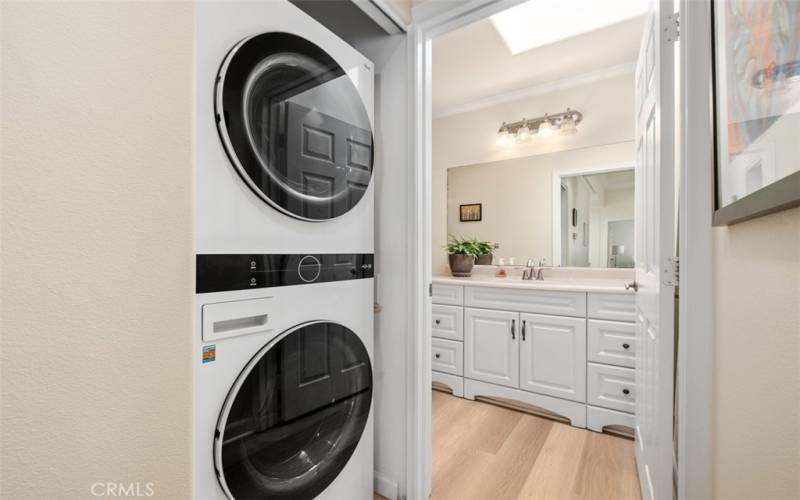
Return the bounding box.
[475,254,493,265]
[448,254,475,277]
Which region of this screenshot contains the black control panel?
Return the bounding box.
[196,253,374,293]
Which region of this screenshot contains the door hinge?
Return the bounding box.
[665,12,680,43]
[428,283,433,297]
[663,256,679,286]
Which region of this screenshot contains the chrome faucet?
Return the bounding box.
[522,258,545,281]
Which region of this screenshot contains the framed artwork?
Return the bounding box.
[712,0,800,225]
[459,203,482,222]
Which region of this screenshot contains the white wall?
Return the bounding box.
[712,207,800,499]
[1,3,194,498]
[433,73,635,274]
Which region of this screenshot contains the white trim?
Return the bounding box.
[433,61,636,119]
[551,161,635,267]
[677,0,713,498]
[374,471,400,500]
[353,0,409,34]
[407,2,529,499]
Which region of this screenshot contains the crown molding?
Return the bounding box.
[433,61,636,119]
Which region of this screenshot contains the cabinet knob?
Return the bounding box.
[622,343,630,350]
[435,353,440,359]
[435,319,441,325]
[622,388,630,395]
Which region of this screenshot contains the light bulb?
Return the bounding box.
[538,119,553,137]
[559,115,577,135]
[497,123,510,144]
[516,122,531,141]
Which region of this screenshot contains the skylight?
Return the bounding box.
[490,0,648,55]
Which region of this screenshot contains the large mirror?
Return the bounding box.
[446,153,635,268]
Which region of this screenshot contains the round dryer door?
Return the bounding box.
[215,32,374,221]
[215,322,372,500]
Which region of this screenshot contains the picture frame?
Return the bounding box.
[459,203,482,222]
[711,0,800,225]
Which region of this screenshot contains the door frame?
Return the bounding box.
[406,1,713,499]
[406,2,528,498]
[676,0,713,498]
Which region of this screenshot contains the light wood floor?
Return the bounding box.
[429,390,641,500]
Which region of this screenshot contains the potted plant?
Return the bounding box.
[445,235,477,277]
[472,239,494,265]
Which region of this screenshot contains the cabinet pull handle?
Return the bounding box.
[511,319,516,340]
[622,343,630,349]
[521,320,527,341]
[435,319,441,325]
[435,353,440,359]
[622,388,630,395]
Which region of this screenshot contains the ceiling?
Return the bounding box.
[431,15,645,117]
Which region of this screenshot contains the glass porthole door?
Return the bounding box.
[216,32,374,221]
[215,322,372,499]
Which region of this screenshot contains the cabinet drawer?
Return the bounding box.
[432,304,463,341]
[587,363,636,413]
[587,293,635,322]
[465,286,586,318]
[432,284,464,306]
[587,319,636,368]
[432,338,463,376]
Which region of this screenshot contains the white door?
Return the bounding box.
[464,308,519,388]
[518,313,586,402]
[633,2,677,500]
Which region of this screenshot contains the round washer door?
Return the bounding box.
[215,322,372,500]
[216,32,374,221]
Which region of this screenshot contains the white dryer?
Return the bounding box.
[194,254,374,499]
[196,0,375,255]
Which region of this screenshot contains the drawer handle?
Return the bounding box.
[622,343,630,350]
[511,319,516,340]
[521,320,526,341]
[435,319,441,325]
[622,388,630,395]
[435,353,440,359]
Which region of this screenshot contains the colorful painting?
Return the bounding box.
[714,0,800,208]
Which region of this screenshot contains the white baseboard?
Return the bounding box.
[374,471,399,500]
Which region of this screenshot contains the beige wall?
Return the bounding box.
[433,73,635,274]
[712,207,800,499]
[1,3,194,499]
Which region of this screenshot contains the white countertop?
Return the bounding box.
[433,267,634,294]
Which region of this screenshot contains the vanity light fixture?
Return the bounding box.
[496,108,582,144]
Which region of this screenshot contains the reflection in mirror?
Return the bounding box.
[446,157,635,268]
[559,170,635,268]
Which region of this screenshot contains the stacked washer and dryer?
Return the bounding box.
[194,2,376,499]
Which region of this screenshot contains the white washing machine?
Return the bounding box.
[195,0,375,255]
[194,255,374,499]
[194,1,376,498]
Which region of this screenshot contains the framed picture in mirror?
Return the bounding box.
[459,203,482,222]
[712,0,800,225]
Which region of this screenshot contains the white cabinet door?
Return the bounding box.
[464,308,519,388]
[587,319,636,368]
[431,284,463,305]
[431,338,463,376]
[431,304,463,341]
[518,313,586,402]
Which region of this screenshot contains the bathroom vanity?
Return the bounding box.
[431,268,636,433]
